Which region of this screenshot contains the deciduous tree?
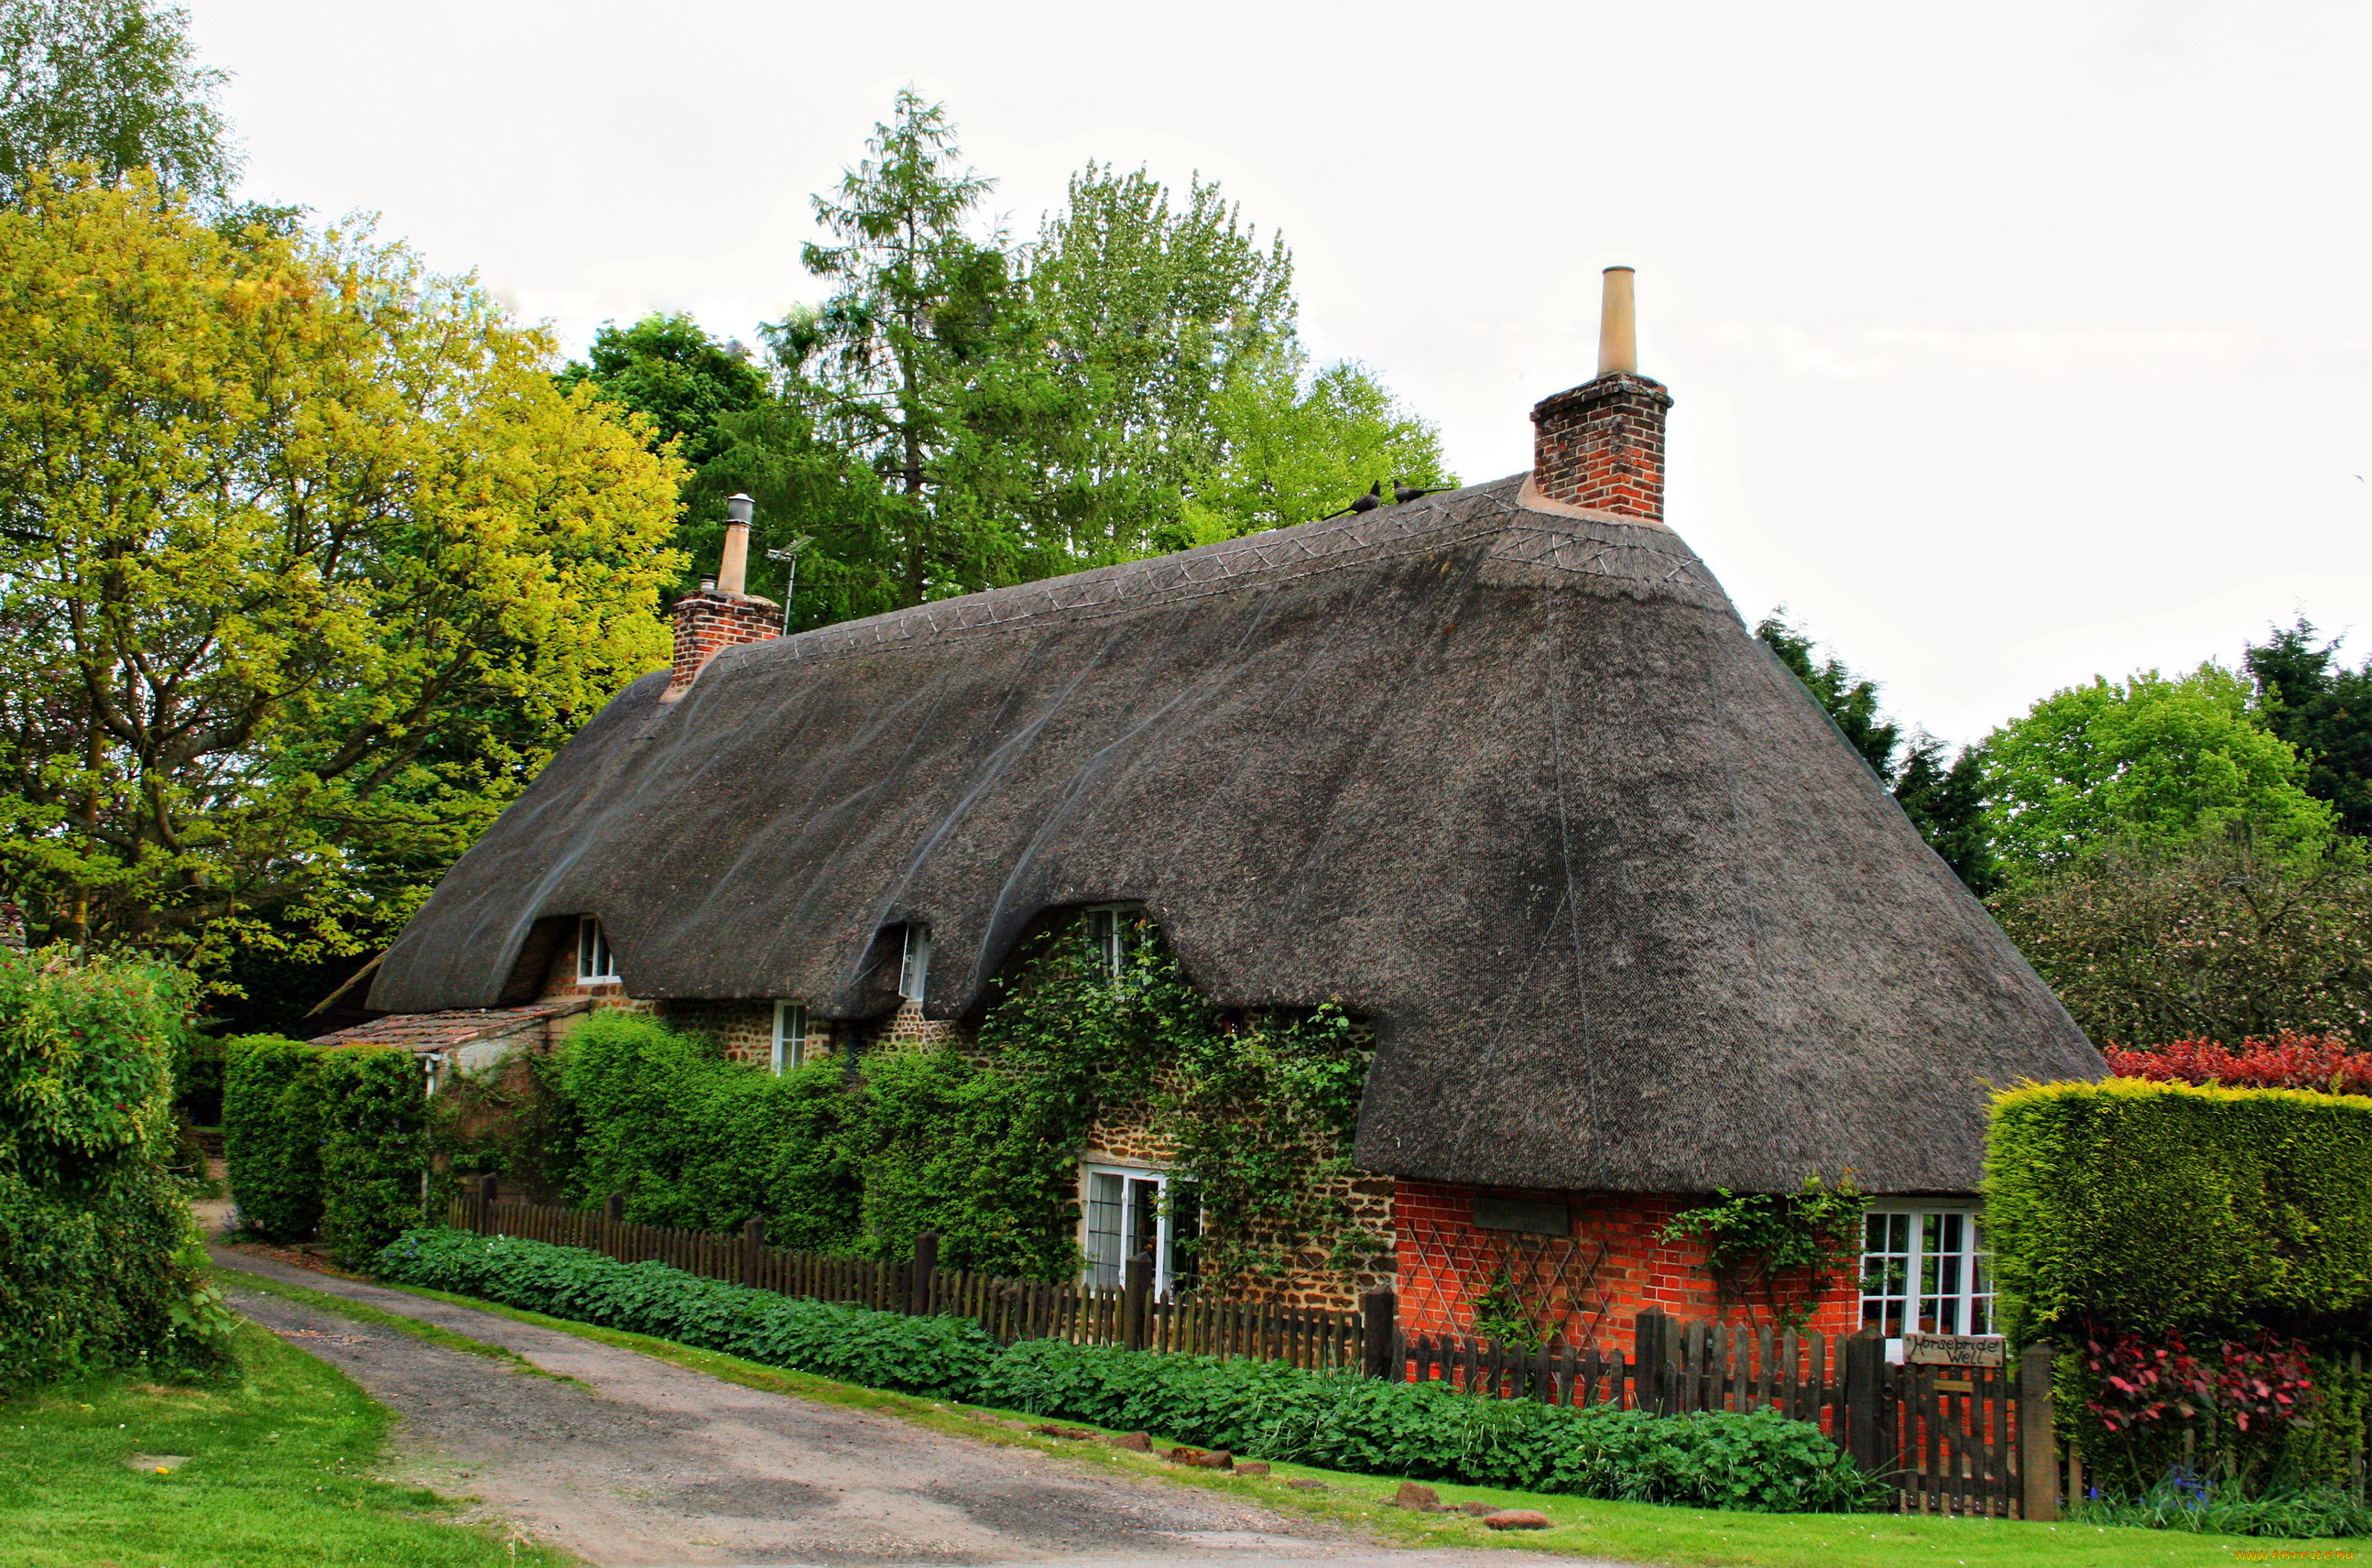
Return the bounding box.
[0,171,684,976]
[0,0,234,202]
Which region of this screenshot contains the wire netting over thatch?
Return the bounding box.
[371,475,2101,1194]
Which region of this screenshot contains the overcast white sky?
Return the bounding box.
[186,0,2370,746]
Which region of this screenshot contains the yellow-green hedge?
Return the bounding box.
[1986,1078,2372,1343]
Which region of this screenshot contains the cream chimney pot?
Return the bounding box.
[1597,267,1638,378]
[718,494,754,596]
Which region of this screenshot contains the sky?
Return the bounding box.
[185,0,2371,747]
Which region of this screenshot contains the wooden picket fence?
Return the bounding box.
[444,1185,2057,1518]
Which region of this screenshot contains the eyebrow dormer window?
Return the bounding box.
[577,917,620,983]
[1083,904,1139,979]
[898,924,932,1007]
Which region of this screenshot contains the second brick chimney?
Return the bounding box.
[1529,267,1673,522]
[667,493,778,698]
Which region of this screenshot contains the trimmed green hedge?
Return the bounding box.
[223,1035,326,1241]
[375,1228,1874,1512]
[0,948,232,1388]
[1987,1078,2372,1342]
[227,1036,427,1255]
[320,1048,428,1268]
[377,1227,1000,1399]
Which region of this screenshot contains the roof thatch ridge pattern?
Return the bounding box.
[724,476,1732,677]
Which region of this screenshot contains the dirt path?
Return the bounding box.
[211,1248,1627,1568]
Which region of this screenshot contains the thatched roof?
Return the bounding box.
[371,474,2101,1194]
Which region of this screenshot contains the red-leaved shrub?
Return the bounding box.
[2101,1031,2372,1095]
[2083,1328,2318,1434]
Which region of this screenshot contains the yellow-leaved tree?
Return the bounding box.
[0,169,686,985]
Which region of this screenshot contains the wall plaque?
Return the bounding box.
[1901,1333,2007,1368]
[1471,1195,1570,1236]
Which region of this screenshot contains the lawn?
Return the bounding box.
[0,1320,575,1568]
[345,1268,2349,1568]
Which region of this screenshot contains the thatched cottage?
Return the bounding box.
[332,270,2103,1352]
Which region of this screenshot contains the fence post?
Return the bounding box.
[605,1192,626,1224]
[1123,1249,1151,1351]
[1360,1290,1398,1380]
[742,1216,766,1288]
[2018,1344,2058,1521]
[911,1231,940,1316]
[476,1173,499,1236]
[1632,1309,1670,1415]
[1844,1331,1886,1477]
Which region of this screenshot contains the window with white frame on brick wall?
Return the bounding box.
[1859,1206,1996,1361]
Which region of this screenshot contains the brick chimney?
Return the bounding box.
[666,493,778,699]
[1529,267,1674,522]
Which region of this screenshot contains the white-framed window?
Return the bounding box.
[1860,1207,1996,1359]
[577,917,620,982]
[771,1001,808,1073]
[898,924,932,1007]
[1083,903,1140,978]
[1081,1163,1199,1300]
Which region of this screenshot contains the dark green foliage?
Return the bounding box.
[424,1047,582,1207]
[1659,1174,1865,1329]
[852,1046,1081,1277]
[376,1227,997,1400]
[981,1340,1874,1512]
[376,1228,1873,1511]
[2072,1480,2372,1539]
[1989,835,2372,1047]
[1754,614,1994,892]
[2248,618,2372,837]
[0,947,232,1388]
[559,312,766,471]
[317,1047,426,1268]
[559,1011,859,1251]
[221,1034,324,1241]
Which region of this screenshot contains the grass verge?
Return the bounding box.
[0,1320,576,1568]
[217,1265,580,1385]
[345,1269,2339,1568]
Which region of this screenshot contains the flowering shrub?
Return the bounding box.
[2103,1033,2372,1095]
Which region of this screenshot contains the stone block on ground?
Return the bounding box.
[1234,1461,1270,1477]
[1166,1446,1233,1469]
[1107,1431,1152,1452]
[1484,1509,1552,1530]
[1394,1481,1442,1510]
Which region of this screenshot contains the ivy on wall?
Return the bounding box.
[425,913,1380,1291]
[1659,1173,1865,1329]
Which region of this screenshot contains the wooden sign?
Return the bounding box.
[1902,1332,2007,1368]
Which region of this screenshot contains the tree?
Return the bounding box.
[1179,355,1456,545]
[1755,614,1995,890]
[2245,617,2372,836]
[0,170,685,978]
[1989,835,2372,1047]
[558,313,766,470]
[1980,664,2333,882]
[775,89,1043,610]
[1021,162,1296,558]
[0,0,234,203]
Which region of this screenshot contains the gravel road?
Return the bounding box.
[210,1247,1628,1568]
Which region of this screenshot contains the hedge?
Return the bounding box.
[226,1036,428,1255]
[376,1228,1874,1512]
[376,1227,1000,1399]
[320,1047,429,1268]
[1986,1078,2372,1343]
[223,1035,327,1241]
[0,948,232,1388]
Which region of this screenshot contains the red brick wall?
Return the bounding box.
[668,589,778,694]
[1529,373,1674,521]
[1395,1179,1860,1353]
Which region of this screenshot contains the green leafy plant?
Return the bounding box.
[1469,1263,1545,1352]
[376,1227,1877,1513]
[318,1046,428,1267]
[1659,1173,1865,1329]
[0,946,230,1388]
[221,1034,325,1241]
